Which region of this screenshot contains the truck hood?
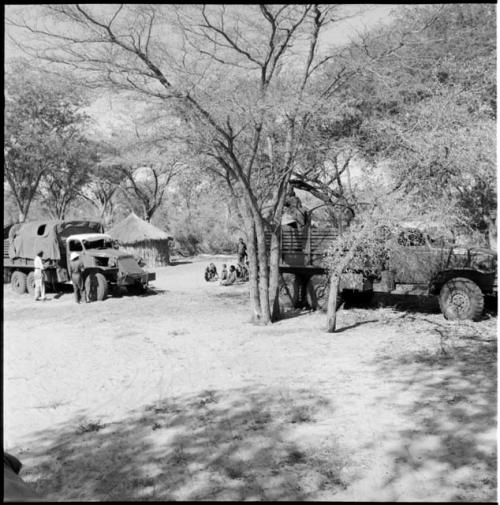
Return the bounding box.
[85,248,134,260]
[450,246,496,258]
[448,246,496,273]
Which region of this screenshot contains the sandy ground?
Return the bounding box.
[3,255,497,501]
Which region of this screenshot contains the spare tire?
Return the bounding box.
[278,273,300,310]
[306,274,329,311]
[439,277,484,321]
[85,272,109,302]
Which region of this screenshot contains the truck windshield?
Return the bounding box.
[83,239,113,250]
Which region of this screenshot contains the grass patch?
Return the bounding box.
[76,420,105,434]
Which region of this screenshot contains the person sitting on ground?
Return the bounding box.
[220,263,228,281]
[220,265,237,286]
[236,263,249,282]
[204,263,219,282]
[240,262,249,282]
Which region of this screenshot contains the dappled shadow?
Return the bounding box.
[370,323,497,501]
[211,289,249,303]
[15,387,349,501]
[277,307,314,321]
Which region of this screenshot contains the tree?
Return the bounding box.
[9,4,415,324]
[38,136,98,219]
[78,160,124,228]
[5,58,95,222]
[350,4,496,246]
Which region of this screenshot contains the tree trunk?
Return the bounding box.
[247,221,262,323]
[240,201,262,323]
[268,229,282,322]
[326,274,340,333]
[254,214,272,324]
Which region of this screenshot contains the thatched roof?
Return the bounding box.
[107,213,172,244]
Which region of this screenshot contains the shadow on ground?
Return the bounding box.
[371,323,497,501]
[168,260,193,266]
[111,286,167,298]
[18,387,349,501]
[335,291,496,321]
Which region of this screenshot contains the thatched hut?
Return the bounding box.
[107,213,173,267]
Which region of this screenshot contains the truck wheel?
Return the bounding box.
[11,271,27,294]
[439,277,484,321]
[85,272,109,302]
[4,269,12,284]
[278,273,300,310]
[306,275,329,311]
[27,271,36,295]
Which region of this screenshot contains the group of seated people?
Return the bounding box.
[204,262,249,285]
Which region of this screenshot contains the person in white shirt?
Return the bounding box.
[33,250,46,301]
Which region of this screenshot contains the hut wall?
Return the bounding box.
[120,239,170,268]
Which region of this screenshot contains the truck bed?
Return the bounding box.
[266,227,338,269]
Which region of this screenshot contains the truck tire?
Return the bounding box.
[278,273,300,310]
[27,271,36,295]
[11,271,27,294]
[85,272,109,302]
[4,269,12,284]
[439,277,484,321]
[306,275,329,311]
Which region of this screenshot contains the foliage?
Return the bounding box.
[5,58,95,221]
[349,4,496,244]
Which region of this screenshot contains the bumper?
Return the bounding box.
[117,271,155,286]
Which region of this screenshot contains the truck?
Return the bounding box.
[268,208,497,321]
[4,220,156,301]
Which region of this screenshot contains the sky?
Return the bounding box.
[4,4,399,132]
[5,4,397,60]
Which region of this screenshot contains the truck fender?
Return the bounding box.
[429,269,492,295]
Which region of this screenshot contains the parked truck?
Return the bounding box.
[4,220,156,301]
[268,208,497,321]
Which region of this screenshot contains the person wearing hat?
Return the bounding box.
[34,250,46,301]
[69,251,86,304]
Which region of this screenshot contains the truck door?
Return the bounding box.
[388,229,448,284]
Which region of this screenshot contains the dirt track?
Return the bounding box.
[3,255,497,501]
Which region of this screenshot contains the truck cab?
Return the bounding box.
[66,233,156,300]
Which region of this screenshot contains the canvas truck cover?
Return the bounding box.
[8,220,104,261]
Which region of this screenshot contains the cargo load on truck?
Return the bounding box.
[8,220,103,261]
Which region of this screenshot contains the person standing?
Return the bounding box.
[33,250,46,301]
[237,237,247,267]
[69,252,86,304]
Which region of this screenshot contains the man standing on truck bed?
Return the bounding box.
[34,251,46,301]
[69,252,86,304]
[237,238,247,267]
